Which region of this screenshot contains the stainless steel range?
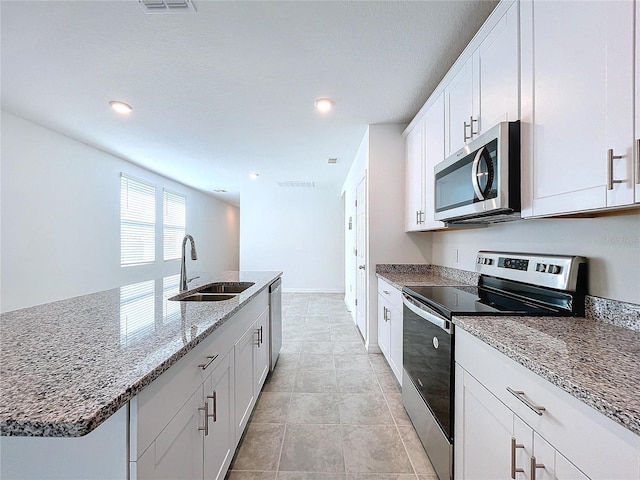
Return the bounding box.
[402,251,588,480]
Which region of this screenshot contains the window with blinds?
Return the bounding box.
[163,189,186,261]
[121,175,156,266]
[163,274,181,322]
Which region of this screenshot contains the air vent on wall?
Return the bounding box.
[276,181,316,188]
[139,0,197,14]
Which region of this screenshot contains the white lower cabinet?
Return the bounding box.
[377,278,403,385]
[136,352,233,480]
[133,289,272,480]
[455,328,640,480]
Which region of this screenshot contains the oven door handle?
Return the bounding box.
[403,294,452,334]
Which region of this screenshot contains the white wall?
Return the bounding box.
[239,181,344,292]
[0,111,240,312]
[431,213,640,304]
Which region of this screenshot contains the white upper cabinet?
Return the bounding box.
[520,0,636,217]
[405,119,425,231]
[445,0,519,157]
[445,58,477,156]
[405,94,446,232]
[476,2,519,135]
[423,93,447,231]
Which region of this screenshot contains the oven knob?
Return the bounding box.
[548,265,561,274]
[432,337,439,349]
[486,258,493,265]
[536,263,546,272]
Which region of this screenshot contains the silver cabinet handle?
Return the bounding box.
[511,437,525,478]
[416,210,420,225]
[607,148,625,190]
[198,354,219,370]
[358,265,365,270]
[636,139,640,185]
[259,325,263,345]
[420,211,425,224]
[207,390,217,422]
[383,290,390,295]
[530,456,545,480]
[463,120,471,141]
[470,115,479,136]
[198,401,209,436]
[507,387,546,416]
[255,328,261,347]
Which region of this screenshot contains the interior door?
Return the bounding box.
[355,177,367,340]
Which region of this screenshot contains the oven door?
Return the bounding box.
[402,293,454,440]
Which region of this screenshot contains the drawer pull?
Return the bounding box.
[207,390,217,422]
[198,354,219,370]
[530,456,545,480]
[507,387,546,416]
[383,290,390,295]
[511,437,525,478]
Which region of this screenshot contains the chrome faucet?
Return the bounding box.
[180,234,198,291]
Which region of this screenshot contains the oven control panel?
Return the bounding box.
[476,251,587,292]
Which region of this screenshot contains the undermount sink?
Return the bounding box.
[172,293,237,302]
[198,282,255,294]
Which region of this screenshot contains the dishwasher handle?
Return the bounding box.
[402,293,452,334]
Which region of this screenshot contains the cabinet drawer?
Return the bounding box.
[456,328,640,479]
[378,279,402,313]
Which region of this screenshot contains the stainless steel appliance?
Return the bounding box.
[434,121,520,224]
[269,278,282,371]
[402,251,587,480]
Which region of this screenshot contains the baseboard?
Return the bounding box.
[282,288,345,294]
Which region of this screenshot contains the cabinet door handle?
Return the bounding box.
[255,328,261,347]
[386,308,391,322]
[207,390,217,422]
[511,437,525,479]
[198,401,209,436]
[507,387,546,416]
[463,121,471,141]
[383,290,390,295]
[530,456,545,480]
[416,210,420,225]
[635,139,640,185]
[198,354,219,370]
[607,148,625,190]
[259,326,263,345]
[470,116,479,136]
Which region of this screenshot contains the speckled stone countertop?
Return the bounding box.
[376,264,477,289]
[453,316,640,436]
[0,271,281,437]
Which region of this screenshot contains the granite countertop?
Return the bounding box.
[453,315,640,437]
[0,271,282,437]
[376,264,478,289]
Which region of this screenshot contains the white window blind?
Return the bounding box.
[121,174,156,266]
[163,189,186,261]
[120,280,155,345]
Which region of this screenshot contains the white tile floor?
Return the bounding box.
[226,293,438,480]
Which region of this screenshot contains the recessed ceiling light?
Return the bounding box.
[314,98,334,113]
[250,172,260,180]
[109,101,133,115]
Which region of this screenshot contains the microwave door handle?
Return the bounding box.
[471,147,487,200]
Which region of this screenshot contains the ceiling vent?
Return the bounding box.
[139,0,197,14]
[276,181,316,188]
[328,158,338,164]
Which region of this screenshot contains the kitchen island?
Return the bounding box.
[0,270,281,479]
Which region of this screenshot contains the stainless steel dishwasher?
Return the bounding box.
[269,277,282,371]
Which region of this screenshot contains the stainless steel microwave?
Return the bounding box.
[434,121,520,224]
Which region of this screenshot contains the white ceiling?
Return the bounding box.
[1,0,497,206]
